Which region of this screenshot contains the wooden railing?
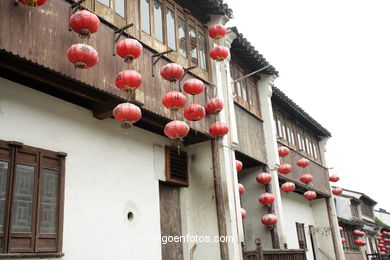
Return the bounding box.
[242,239,307,260]
[366,253,390,260]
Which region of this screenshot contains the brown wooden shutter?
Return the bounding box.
[165,146,188,186]
[8,145,39,253]
[36,152,62,253]
[0,140,12,253]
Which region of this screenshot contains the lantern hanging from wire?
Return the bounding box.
[183,104,206,121]
[210,46,229,62]
[115,70,142,93]
[261,214,278,226]
[69,10,100,38]
[236,160,243,172]
[208,24,227,40]
[67,43,98,69]
[281,182,295,192]
[278,163,292,174]
[116,38,143,62]
[209,122,229,138]
[205,98,224,115]
[113,103,142,129]
[164,120,189,141]
[162,91,187,111]
[256,172,272,185]
[160,63,184,82]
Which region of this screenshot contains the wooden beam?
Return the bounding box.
[211,139,230,260]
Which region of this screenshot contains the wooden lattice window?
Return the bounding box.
[351,201,360,218]
[296,222,307,250]
[0,140,65,256]
[165,147,188,186]
[361,203,374,218]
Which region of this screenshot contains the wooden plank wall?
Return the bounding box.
[234,104,267,164]
[278,145,331,195]
[0,0,214,135]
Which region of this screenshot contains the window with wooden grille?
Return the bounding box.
[273,108,322,164]
[92,0,210,80]
[0,140,65,256]
[361,203,374,218]
[351,201,360,218]
[230,62,262,118]
[296,223,307,250]
[165,146,188,186]
[340,225,360,252]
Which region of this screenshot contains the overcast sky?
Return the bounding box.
[224,0,390,211]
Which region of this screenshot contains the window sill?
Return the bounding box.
[0,253,64,258]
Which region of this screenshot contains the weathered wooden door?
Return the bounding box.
[159,183,183,260]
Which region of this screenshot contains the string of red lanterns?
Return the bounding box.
[113,35,143,128]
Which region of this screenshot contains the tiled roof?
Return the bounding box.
[230,27,278,76]
[272,86,332,137]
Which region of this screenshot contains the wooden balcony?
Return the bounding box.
[242,239,307,260]
[278,144,331,196]
[0,0,214,144]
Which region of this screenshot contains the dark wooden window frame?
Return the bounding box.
[0,140,65,258]
[92,0,210,78]
[350,201,360,219]
[230,62,262,118]
[273,108,322,164]
[340,225,361,252]
[165,146,188,187]
[361,202,374,218]
[296,222,308,251]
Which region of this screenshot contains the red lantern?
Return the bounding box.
[115,70,142,92]
[183,79,205,95]
[385,238,390,242]
[261,214,278,226]
[164,120,190,141]
[210,46,229,61]
[162,92,186,111]
[113,103,142,128]
[184,104,206,121]
[304,191,317,200]
[341,238,346,244]
[329,175,340,182]
[354,240,366,246]
[281,182,295,192]
[339,226,344,232]
[70,10,100,38]
[256,172,272,185]
[386,246,390,249]
[300,174,313,184]
[332,188,343,196]
[278,146,290,157]
[205,98,224,115]
[353,230,365,237]
[67,43,98,69]
[208,24,227,40]
[238,183,245,195]
[378,236,383,240]
[236,160,243,172]
[259,193,276,205]
[160,63,184,82]
[209,122,229,138]
[241,208,247,219]
[297,158,310,168]
[116,38,143,62]
[18,0,47,7]
[278,163,292,174]
[379,243,384,248]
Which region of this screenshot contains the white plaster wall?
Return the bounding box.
[238,167,272,250]
[312,198,337,260]
[0,77,220,260]
[375,211,390,226]
[181,142,221,260]
[335,196,354,220]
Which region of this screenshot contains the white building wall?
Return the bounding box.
[375,210,390,226]
[0,77,221,260]
[238,166,272,250]
[335,196,354,220]
[281,192,339,260]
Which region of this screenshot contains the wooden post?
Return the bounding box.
[255,238,264,260]
[326,198,342,260]
[265,183,280,249]
[211,139,230,260]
